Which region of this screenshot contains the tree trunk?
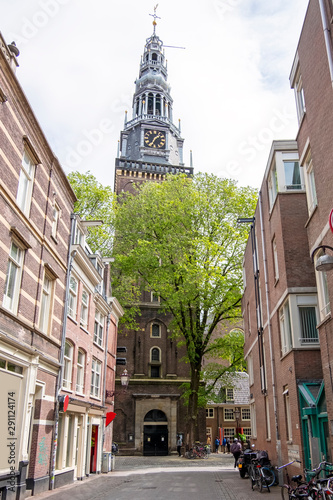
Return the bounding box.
[186,363,201,447]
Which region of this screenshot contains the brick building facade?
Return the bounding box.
[53,216,122,489]
[0,32,120,498]
[0,33,75,498]
[242,0,333,473]
[241,140,323,473]
[289,0,333,467]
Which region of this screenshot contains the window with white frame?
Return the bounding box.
[76,349,85,394]
[94,310,104,347]
[3,241,24,313]
[16,150,35,215]
[247,302,251,336]
[248,353,254,386]
[242,408,251,421]
[51,203,60,239]
[68,277,78,319]
[283,385,292,441]
[151,323,161,337]
[284,161,302,190]
[0,357,23,375]
[268,163,278,209]
[151,291,160,303]
[294,70,306,123]
[206,408,214,418]
[224,408,234,421]
[223,428,235,439]
[39,272,54,334]
[80,290,89,328]
[280,299,292,355]
[303,150,317,215]
[315,252,331,319]
[90,358,101,398]
[74,226,84,246]
[250,403,257,438]
[298,306,318,344]
[226,388,234,401]
[63,341,73,390]
[242,428,251,437]
[272,237,279,283]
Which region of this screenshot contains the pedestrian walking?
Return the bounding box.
[176,435,182,457]
[226,437,231,453]
[214,436,220,453]
[230,438,242,468]
[206,435,211,453]
[222,436,227,453]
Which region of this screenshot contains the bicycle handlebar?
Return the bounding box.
[276,460,301,470]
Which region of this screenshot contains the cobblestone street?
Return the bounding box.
[33,453,282,500]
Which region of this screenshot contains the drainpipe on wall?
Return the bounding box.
[258,192,281,464]
[318,0,333,86]
[49,213,76,490]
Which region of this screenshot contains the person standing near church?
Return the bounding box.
[214,436,220,453]
[176,435,182,457]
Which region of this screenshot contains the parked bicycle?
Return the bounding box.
[248,451,275,493]
[185,443,209,459]
[278,460,309,500]
[305,461,333,500]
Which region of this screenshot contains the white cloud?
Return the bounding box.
[1,0,308,189]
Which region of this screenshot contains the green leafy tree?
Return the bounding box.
[67,171,115,256]
[112,172,257,445]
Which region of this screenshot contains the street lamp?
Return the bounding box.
[105,369,130,399]
[311,245,333,272]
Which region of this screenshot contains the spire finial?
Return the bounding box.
[149,4,161,35]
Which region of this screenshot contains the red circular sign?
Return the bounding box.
[330,209,333,234]
[63,394,69,412]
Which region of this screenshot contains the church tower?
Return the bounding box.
[114,12,193,194]
[112,13,204,456]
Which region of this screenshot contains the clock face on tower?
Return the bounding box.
[144,129,166,149]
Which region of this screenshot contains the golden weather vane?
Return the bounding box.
[149,4,161,34]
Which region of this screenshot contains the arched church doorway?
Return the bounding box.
[143,409,168,456]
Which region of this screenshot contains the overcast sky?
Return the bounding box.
[2,0,309,190]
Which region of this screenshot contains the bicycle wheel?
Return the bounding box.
[259,473,270,493]
[262,466,276,487]
[281,485,293,500]
[249,467,255,490]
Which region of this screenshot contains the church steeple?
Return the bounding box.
[114,9,193,194]
[131,16,173,124]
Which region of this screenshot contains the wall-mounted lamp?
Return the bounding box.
[105,369,130,398]
[311,245,333,272]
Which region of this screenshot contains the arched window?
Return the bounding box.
[156,94,161,116]
[150,347,161,378]
[151,347,160,362]
[148,93,154,114]
[152,53,158,62]
[151,323,160,337]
